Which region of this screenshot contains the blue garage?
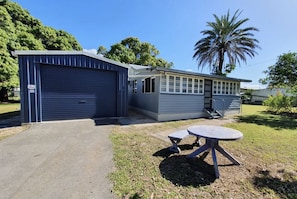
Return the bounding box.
[14,51,128,123]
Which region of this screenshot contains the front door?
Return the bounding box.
[204,79,212,109]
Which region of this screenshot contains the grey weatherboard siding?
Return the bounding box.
[128,66,250,121]
[16,51,128,123]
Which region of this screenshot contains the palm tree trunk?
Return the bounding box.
[218,50,224,75]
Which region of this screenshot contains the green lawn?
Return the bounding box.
[110,105,297,199]
[0,103,20,119]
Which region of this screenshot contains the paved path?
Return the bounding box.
[0,120,114,199]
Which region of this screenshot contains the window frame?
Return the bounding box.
[212,80,240,96]
[160,74,204,95]
[142,77,156,93]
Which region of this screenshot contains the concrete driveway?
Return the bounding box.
[0,119,114,199]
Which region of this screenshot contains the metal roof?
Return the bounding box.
[12,50,129,69]
[13,51,251,82]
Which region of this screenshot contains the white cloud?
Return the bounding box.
[185,68,193,72]
[83,48,97,55]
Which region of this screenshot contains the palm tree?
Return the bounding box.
[193,10,260,75]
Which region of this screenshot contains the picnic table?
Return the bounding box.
[187,125,243,178]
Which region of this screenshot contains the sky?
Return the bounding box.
[12,0,297,89]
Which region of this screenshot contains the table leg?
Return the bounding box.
[215,144,241,165]
[187,143,210,158]
[211,146,220,178]
[187,138,240,178]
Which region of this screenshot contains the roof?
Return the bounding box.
[12,50,129,69]
[132,66,251,82]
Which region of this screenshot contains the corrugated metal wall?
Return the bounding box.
[18,53,128,123]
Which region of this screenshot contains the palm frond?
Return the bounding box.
[193,9,260,75]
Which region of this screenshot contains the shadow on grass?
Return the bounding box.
[0,111,21,128]
[128,193,142,199]
[253,169,297,198]
[153,144,196,158]
[156,154,216,187]
[0,111,20,120]
[236,113,297,130]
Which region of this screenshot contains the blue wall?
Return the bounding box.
[18,53,128,123]
[128,76,159,113]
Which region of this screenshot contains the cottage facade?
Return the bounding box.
[128,65,251,121]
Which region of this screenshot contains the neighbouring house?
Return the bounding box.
[14,50,128,123]
[128,65,251,121]
[250,88,291,104]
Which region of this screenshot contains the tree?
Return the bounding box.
[97,46,107,56]
[0,0,82,102]
[260,52,297,96]
[193,10,260,75]
[98,37,173,68]
[260,52,297,87]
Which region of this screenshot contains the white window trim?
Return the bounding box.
[160,74,204,95]
[212,80,240,96]
[142,77,156,93]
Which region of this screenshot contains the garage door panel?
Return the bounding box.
[41,65,117,121]
[42,96,96,120]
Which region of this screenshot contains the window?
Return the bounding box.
[142,77,155,93]
[212,80,240,95]
[152,78,155,92]
[199,80,204,94]
[217,81,221,94]
[226,82,229,94]
[175,77,180,92]
[159,74,204,95]
[194,79,199,93]
[169,76,174,92]
[213,81,217,94]
[222,82,225,94]
[182,77,187,93]
[161,75,166,92]
[188,78,193,93]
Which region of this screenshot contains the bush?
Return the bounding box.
[263,93,293,114]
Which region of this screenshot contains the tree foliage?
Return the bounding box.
[98,37,173,68]
[260,52,297,112]
[260,52,297,88]
[193,10,260,75]
[260,52,297,99]
[0,0,82,101]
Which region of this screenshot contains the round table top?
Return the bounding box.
[187,125,243,140]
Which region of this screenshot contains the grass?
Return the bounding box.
[0,103,20,120]
[0,103,23,141]
[110,105,297,199]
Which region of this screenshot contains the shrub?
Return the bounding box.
[263,93,293,114]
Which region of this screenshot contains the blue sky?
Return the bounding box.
[12,0,297,88]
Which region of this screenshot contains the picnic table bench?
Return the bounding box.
[168,130,201,153]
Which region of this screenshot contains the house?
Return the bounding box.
[250,88,291,104]
[14,50,128,123]
[14,50,252,124]
[128,65,251,121]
